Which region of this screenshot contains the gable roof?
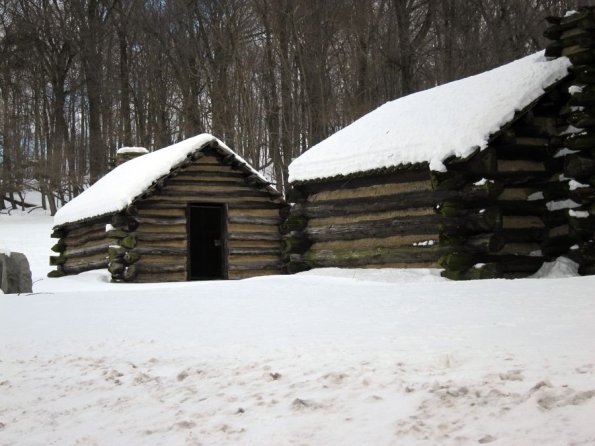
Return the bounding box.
[288,51,571,184]
[54,134,282,227]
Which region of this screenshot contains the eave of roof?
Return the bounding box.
[54,136,285,228]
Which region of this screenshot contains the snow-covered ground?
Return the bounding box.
[1,211,595,445]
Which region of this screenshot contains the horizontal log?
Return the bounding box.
[228,223,279,233]
[136,200,282,210]
[304,244,447,268]
[166,179,247,188]
[497,187,541,201]
[63,243,111,259]
[64,225,105,243]
[300,169,430,195]
[308,179,433,202]
[228,239,281,248]
[497,159,546,173]
[229,232,281,241]
[310,234,439,252]
[138,216,186,225]
[308,207,435,228]
[294,189,461,219]
[228,269,282,280]
[64,230,108,248]
[228,260,284,271]
[64,221,110,238]
[131,247,187,255]
[156,189,273,199]
[163,183,267,196]
[229,247,281,256]
[136,263,186,274]
[137,238,187,249]
[136,232,187,241]
[174,171,246,181]
[229,207,282,218]
[228,215,280,226]
[137,208,186,218]
[137,223,186,234]
[61,259,108,275]
[133,271,186,282]
[502,215,545,229]
[305,214,442,242]
[140,255,182,263]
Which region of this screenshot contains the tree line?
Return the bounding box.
[0,0,585,214]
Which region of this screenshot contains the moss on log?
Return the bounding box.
[120,236,137,249]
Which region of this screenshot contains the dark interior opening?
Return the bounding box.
[188,204,226,280]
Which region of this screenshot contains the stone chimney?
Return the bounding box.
[115,147,149,167]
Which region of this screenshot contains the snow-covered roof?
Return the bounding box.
[55,134,279,227]
[288,51,571,184]
[116,147,148,155]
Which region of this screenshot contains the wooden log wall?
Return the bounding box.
[545,7,595,275]
[48,216,111,277]
[285,169,453,272]
[109,148,285,282]
[436,86,570,279]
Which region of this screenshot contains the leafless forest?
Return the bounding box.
[0,0,587,213]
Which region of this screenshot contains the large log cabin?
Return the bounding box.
[50,134,286,282]
[285,8,595,279]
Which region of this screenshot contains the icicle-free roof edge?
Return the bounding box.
[54,134,282,227]
[288,51,571,184]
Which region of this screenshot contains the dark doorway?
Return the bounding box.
[187,204,226,280]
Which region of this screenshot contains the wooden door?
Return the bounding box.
[187,204,227,280]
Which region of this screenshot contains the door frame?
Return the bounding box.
[186,202,229,280]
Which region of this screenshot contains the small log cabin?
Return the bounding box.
[50,134,286,282]
[285,8,595,279]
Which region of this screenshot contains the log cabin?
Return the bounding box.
[49,134,286,282]
[285,8,595,279]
